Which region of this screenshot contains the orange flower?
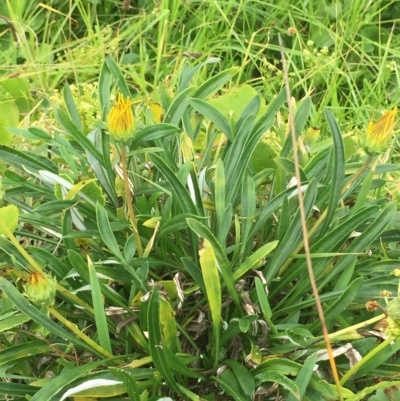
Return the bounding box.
[25,271,57,306]
[365,107,397,153]
[107,93,135,142]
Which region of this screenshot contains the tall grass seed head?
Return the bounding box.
[365,107,397,154]
[107,93,135,143]
[24,271,57,306]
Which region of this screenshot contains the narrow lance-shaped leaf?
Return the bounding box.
[199,239,221,370]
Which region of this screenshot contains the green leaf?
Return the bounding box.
[255,277,272,320]
[147,288,180,393]
[287,353,318,401]
[0,312,31,332]
[149,153,198,215]
[189,98,233,141]
[193,67,239,100]
[53,105,103,163]
[0,204,18,237]
[226,359,255,399]
[0,277,104,358]
[110,368,140,401]
[319,108,346,236]
[130,123,180,149]
[88,256,112,354]
[0,100,18,145]
[254,371,300,399]
[95,202,124,261]
[30,360,113,401]
[0,340,51,365]
[105,55,131,98]
[199,238,221,369]
[163,86,196,125]
[281,97,312,157]
[264,178,317,283]
[187,218,240,309]
[0,144,58,173]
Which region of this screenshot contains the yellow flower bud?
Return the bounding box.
[24,271,57,306]
[107,93,135,142]
[365,107,397,153]
[143,216,162,229]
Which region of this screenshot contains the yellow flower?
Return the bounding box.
[107,93,135,142]
[365,107,397,153]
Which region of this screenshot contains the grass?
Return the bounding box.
[1,1,400,400]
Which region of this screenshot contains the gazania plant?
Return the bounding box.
[1,55,400,401]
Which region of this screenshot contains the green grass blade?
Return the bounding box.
[88,256,112,354]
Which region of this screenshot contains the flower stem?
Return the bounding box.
[48,306,114,359]
[339,335,393,386]
[0,220,95,314]
[121,145,143,257]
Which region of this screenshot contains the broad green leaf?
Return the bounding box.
[160,297,178,353]
[213,373,248,401]
[0,312,31,332]
[0,99,18,145]
[199,238,221,369]
[0,204,18,237]
[65,178,97,200]
[254,371,300,399]
[226,359,255,399]
[187,218,240,308]
[147,288,180,393]
[208,85,266,123]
